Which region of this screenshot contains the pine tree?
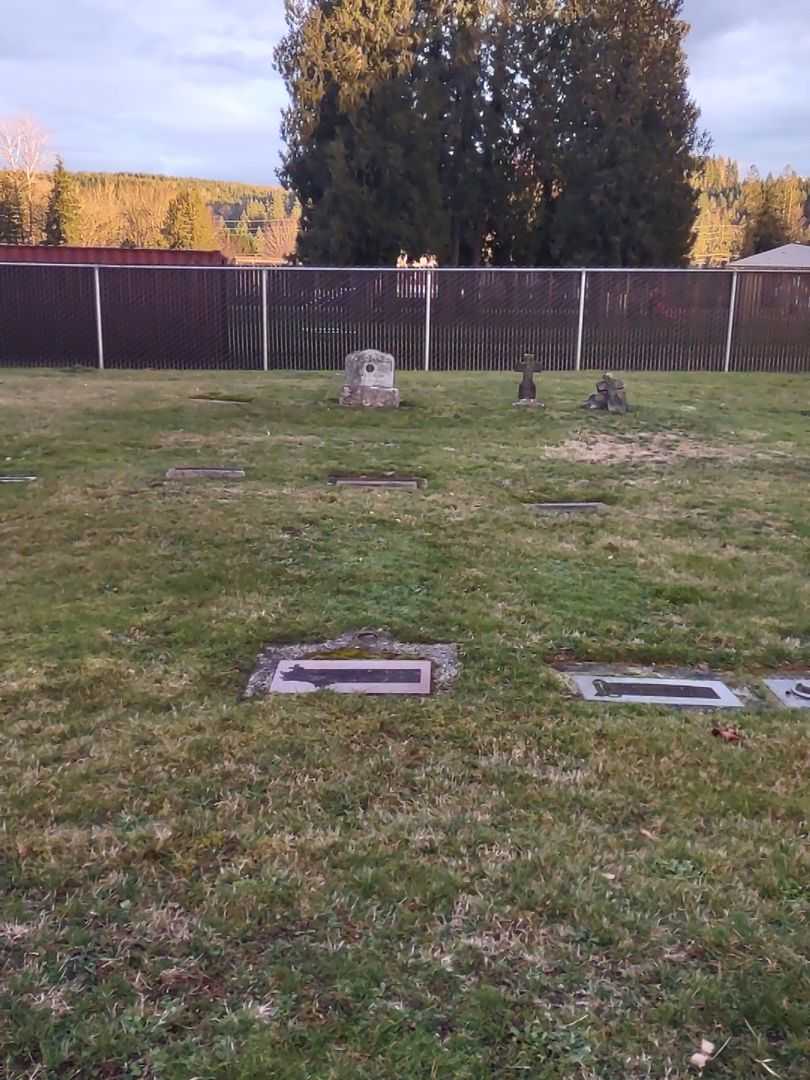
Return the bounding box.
[739,172,791,256]
[232,210,257,255]
[691,157,744,265]
[44,157,80,245]
[0,173,25,243]
[161,188,219,250]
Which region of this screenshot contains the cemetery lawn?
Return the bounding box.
[3,369,810,1080]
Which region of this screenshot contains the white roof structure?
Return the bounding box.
[730,243,810,270]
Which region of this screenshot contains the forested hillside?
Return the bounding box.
[0,160,300,258]
[692,160,810,265]
[66,173,299,256]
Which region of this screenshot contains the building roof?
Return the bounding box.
[730,243,810,270]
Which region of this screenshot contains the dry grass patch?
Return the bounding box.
[544,431,756,465]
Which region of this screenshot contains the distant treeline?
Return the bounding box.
[68,173,300,257]
[692,159,810,266]
[3,159,808,266]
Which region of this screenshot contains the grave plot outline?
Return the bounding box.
[244,629,459,699]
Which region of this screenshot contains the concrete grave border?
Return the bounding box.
[244,629,458,698]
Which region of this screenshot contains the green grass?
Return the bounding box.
[2,369,810,1079]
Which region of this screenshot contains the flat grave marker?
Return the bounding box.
[531,501,607,514]
[165,466,246,480]
[189,395,253,405]
[763,677,810,709]
[571,673,743,708]
[0,475,37,484]
[270,658,432,695]
[328,473,426,490]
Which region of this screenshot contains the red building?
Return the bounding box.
[0,245,230,266]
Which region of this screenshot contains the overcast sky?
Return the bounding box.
[0,0,808,184]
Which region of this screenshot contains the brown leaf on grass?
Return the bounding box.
[712,725,744,744]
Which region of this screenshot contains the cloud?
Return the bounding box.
[0,0,807,183]
[683,0,810,173]
[0,0,288,182]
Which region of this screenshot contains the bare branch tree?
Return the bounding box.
[0,114,51,242]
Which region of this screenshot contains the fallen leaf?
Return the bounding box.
[690,1037,718,1070]
[712,726,744,744]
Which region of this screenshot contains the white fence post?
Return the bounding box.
[724,270,739,373]
[93,267,105,370]
[423,269,432,372]
[575,269,587,371]
[261,269,269,372]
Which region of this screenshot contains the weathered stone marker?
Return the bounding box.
[339,349,400,408]
[0,475,37,483]
[531,501,607,514]
[582,373,629,414]
[328,472,425,490]
[165,466,246,480]
[513,352,543,408]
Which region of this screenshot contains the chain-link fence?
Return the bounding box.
[0,263,808,372]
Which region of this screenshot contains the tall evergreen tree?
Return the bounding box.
[546,0,707,266]
[276,0,707,267]
[276,0,447,265]
[44,157,80,245]
[0,173,25,243]
[161,188,218,250]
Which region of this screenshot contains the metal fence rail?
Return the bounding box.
[0,264,808,372]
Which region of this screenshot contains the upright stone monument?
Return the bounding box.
[340,349,400,408]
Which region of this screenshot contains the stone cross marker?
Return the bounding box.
[340,349,400,408]
[513,352,543,407]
